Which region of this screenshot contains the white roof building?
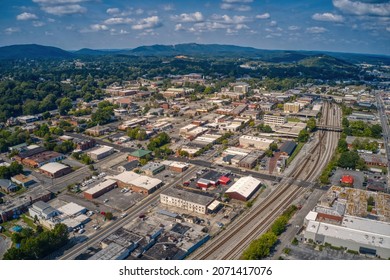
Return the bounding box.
[57,202,86,217]
[39,162,69,174]
[226,176,262,201]
[304,211,390,259]
[85,179,117,196]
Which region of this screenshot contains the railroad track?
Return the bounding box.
[190,101,338,260]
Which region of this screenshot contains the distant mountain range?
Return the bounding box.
[0,43,389,65]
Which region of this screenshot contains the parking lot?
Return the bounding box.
[331,168,365,189]
[95,187,143,211]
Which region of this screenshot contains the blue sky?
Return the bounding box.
[1,0,390,55]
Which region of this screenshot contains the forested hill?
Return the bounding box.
[0,44,74,60]
[0,43,389,65]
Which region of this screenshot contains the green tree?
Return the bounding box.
[265,149,273,157]
[337,139,348,153]
[297,129,309,142]
[269,142,278,151]
[271,216,288,235]
[241,232,278,260]
[306,117,316,132]
[58,97,73,116]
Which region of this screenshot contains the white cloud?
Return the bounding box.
[17,12,38,20]
[163,4,175,11]
[4,27,21,34]
[135,9,144,15]
[312,12,344,22]
[221,3,252,11]
[333,0,390,16]
[211,14,250,24]
[235,23,249,30]
[288,25,300,31]
[90,24,108,31]
[47,18,56,22]
[41,4,86,15]
[256,13,270,19]
[171,12,204,23]
[106,8,120,15]
[33,0,88,3]
[306,26,328,33]
[269,20,277,27]
[132,16,162,30]
[104,17,133,25]
[175,24,184,31]
[33,21,45,27]
[222,0,253,3]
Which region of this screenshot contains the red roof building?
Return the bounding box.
[341,175,354,185]
[218,176,231,185]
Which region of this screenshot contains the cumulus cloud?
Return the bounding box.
[4,27,21,34]
[211,14,250,24]
[41,4,87,15]
[33,0,88,3]
[256,13,270,19]
[17,12,38,20]
[312,12,344,22]
[103,17,133,25]
[221,3,252,11]
[175,23,184,31]
[132,16,162,30]
[306,26,328,33]
[171,12,204,23]
[333,0,390,16]
[222,0,253,3]
[90,24,108,31]
[33,21,46,27]
[106,8,120,15]
[269,20,277,27]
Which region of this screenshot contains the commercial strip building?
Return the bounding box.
[109,171,162,195]
[39,162,72,178]
[161,160,190,172]
[87,145,114,160]
[14,146,65,168]
[84,179,117,200]
[225,176,263,201]
[160,188,215,214]
[140,162,165,176]
[302,186,390,259]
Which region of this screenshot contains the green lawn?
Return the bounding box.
[287,117,302,123]
[287,142,304,165]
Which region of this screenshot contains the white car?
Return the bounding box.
[103,199,109,203]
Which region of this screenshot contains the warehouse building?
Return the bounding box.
[161,160,190,172]
[225,176,262,201]
[11,174,35,188]
[279,141,297,157]
[87,145,114,160]
[39,162,72,178]
[57,202,87,217]
[238,151,265,169]
[304,212,390,259]
[84,179,117,200]
[109,171,162,195]
[239,135,274,150]
[160,188,215,214]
